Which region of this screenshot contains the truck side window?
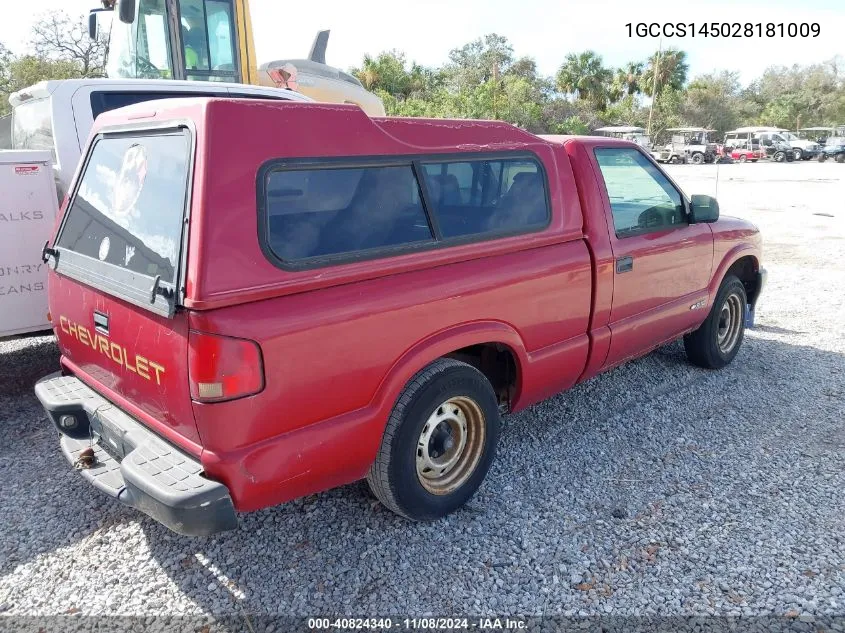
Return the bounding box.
[594,148,686,237]
[420,157,548,239]
[264,165,434,262]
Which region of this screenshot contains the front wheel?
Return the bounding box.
[774,151,786,162]
[367,358,500,520]
[819,153,828,162]
[836,154,845,163]
[738,154,748,163]
[684,276,747,370]
[690,152,704,165]
[793,148,803,161]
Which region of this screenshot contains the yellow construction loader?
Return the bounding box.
[91,0,385,115]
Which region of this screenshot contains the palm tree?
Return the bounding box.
[641,49,689,96]
[354,54,381,91]
[615,61,644,96]
[556,51,612,110]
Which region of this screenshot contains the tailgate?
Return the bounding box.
[47,124,200,447]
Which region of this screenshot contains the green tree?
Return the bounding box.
[610,61,643,101]
[641,49,688,96]
[556,51,612,110]
[1,53,83,115]
[681,71,742,133]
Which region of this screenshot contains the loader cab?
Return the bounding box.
[94,0,258,84]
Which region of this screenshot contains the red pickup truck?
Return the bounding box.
[36,99,765,535]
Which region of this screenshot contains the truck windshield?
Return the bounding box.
[11,98,56,161]
[56,131,191,286]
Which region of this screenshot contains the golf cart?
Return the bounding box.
[800,126,845,147]
[654,127,718,164]
[593,126,651,149]
[818,137,845,163]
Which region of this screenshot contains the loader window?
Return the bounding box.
[178,0,237,79]
[57,131,191,285]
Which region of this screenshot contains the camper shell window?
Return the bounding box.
[258,153,550,269]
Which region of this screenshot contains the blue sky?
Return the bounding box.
[2,0,843,85]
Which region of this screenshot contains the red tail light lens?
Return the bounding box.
[188,331,264,403]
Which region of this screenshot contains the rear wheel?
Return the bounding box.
[738,154,748,163]
[669,155,680,164]
[774,151,786,162]
[367,358,500,520]
[690,152,704,165]
[684,275,747,370]
[819,153,828,163]
[836,154,845,163]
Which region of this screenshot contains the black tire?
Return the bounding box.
[738,154,748,163]
[669,155,680,164]
[773,151,785,162]
[793,148,803,161]
[684,276,747,370]
[818,154,828,163]
[691,152,704,165]
[836,154,845,163]
[367,358,501,520]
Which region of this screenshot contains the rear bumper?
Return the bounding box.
[35,373,237,536]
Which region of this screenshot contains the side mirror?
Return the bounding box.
[689,194,719,223]
[118,0,136,23]
[88,11,99,40]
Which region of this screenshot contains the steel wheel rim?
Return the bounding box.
[416,396,486,495]
[716,293,744,354]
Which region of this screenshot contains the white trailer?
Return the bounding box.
[0,150,59,339]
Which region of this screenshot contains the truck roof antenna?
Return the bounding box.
[308,30,330,64]
[715,157,721,199]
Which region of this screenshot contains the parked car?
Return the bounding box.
[728,140,764,163]
[818,138,845,162]
[1,78,311,339]
[35,99,766,535]
[724,128,794,163]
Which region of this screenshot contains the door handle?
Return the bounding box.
[616,256,634,274]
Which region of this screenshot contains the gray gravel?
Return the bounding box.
[0,162,843,622]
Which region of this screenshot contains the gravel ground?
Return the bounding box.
[0,162,843,626]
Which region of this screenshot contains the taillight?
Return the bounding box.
[188,331,264,403]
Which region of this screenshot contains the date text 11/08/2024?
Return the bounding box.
[307,618,527,630]
[625,22,820,38]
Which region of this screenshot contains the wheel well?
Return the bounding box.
[726,256,759,306]
[445,343,518,412]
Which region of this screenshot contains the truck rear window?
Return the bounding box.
[56,131,191,285]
